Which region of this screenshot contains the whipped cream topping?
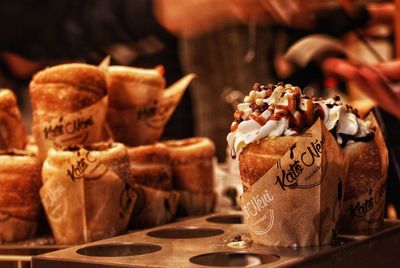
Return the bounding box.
[316,97,373,145]
[227,83,374,157]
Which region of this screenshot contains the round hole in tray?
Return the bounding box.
[147,227,224,239]
[206,214,243,224]
[189,252,280,267]
[76,243,161,257]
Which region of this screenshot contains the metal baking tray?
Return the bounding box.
[31,212,400,268]
[0,236,66,268]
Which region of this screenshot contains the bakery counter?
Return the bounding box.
[31,213,400,268]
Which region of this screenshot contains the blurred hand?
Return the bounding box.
[1,52,45,79]
[153,0,315,38]
[154,0,394,38]
[367,3,395,24]
[153,0,266,38]
[322,58,400,118]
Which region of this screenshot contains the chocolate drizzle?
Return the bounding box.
[330,123,375,147]
[337,132,375,147]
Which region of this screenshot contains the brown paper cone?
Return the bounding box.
[339,113,389,234]
[33,97,109,161]
[40,143,136,245]
[0,151,41,242]
[98,55,111,71]
[129,185,180,229]
[107,74,195,146]
[240,119,348,247]
[106,66,164,146]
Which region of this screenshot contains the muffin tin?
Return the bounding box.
[31,212,400,267]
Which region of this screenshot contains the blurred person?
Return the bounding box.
[322,58,400,118]
[156,0,395,37]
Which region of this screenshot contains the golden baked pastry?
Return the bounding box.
[0,150,41,242]
[127,143,172,191]
[30,63,107,118]
[239,135,297,191]
[0,89,26,150]
[163,137,215,194]
[339,113,388,233]
[343,133,387,200]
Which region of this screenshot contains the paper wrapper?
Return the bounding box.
[32,97,108,161]
[129,184,180,229]
[0,214,37,243]
[40,144,136,245]
[107,74,195,146]
[177,191,217,217]
[240,120,348,247]
[339,113,388,234]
